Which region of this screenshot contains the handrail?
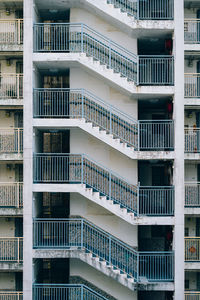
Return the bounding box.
[0,182,23,208]
[33,283,108,300]
[0,128,23,154]
[0,73,23,99]
[0,237,23,263]
[33,217,174,282]
[0,19,23,45]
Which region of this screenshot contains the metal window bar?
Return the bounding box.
[185,237,200,262]
[0,292,23,300]
[184,127,200,153]
[33,153,138,214]
[0,183,23,208]
[185,74,200,98]
[0,237,23,262]
[184,19,200,44]
[138,56,174,85]
[107,0,174,20]
[0,128,23,154]
[0,19,23,45]
[185,182,200,207]
[139,120,174,150]
[0,74,23,99]
[33,283,108,300]
[185,292,200,300]
[33,218,174,281]
[33,23,138,82]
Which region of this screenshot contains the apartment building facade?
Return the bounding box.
[2,0,200,299]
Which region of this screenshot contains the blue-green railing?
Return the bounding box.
[107,0,174,20]
[33,218,174,282]
[33,23,174,85]
[33,153,174,216]
[33,283,108,300]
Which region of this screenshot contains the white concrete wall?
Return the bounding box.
[70,259,137,300]
[0,10,17,20]
[70,8,137,55]
[0,217,15,237]
[0,110,15,128]
[70,193,138,247]
[0,273,15,290]
[0,163,16,182]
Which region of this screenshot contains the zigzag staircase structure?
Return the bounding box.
[33,218,174,291]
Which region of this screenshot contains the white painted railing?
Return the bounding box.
[185,292,200,300]
[0,128,23,154]
[184,19,200,44]
[0,183,23,208]
[0,74,23,99]
[185,128,200,153]
[185,73,200,98]
[185,182,200,207]
[185,237,200,261]
[0,19,23,45]
[0,237,23,262]
[0,292,23,300]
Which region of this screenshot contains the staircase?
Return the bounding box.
[33,23,174,86]
[33,283,110,300]
[33,217,174,283]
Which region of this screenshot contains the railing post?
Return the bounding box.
[81,89,84,118]
[81,285,83,300]
[81,219,83,248]
[138,121,140,151]
[109,42,111,69]
[81,155,84,184]
[109,171,111,200]
[81,24,83,53]
[17,74,20,99]
[137,182,140,216]
[17,238,20,263]
[110,108,112,135]
[17,19,21,45]
[137,56,139,86]
[137,252,139,282]
[109,236,111,265]
[17,129,20,154]
[137,0,140,20]
[17,182,19,208]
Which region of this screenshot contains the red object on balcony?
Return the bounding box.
[189,246,196,253]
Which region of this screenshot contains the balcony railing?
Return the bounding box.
[33,218,174,282]
[0,129,23,154]
[185,128,200,153]
[33,88,174,151]
[33,284,108,300]
[139,120,174,150]
[185,237,200,261]
[185,74,200,98]
[139,186,174,216]
[0,183,23,208]
[185,182,200,207]
[33,153,175,216]
[0,237,23,263]
[185,292,200,300]
[107,0,174,20]
[184,19,200,44]
[139,56,174,85]
[0,19,23,45]
[33,23,174,86]
[0,292,23,300]
[0,74,23,99]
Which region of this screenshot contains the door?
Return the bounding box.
[152,166,165,186]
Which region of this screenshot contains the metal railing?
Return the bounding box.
[33,153,138,214]
[0,19,23,45]
[33,218,174,282]
[0,128,23,154]
[185,292,200,300]
[107,0,174,20]
[0,74,23,99]
[0,183,23,208]
[33,23,137,82]
[33,88,139,149]
[185,74,200,98]
[33,284,108,300]
[185,127,200,153]
[139,120,174,150]
[0,237,23,262]
[33,88,174,150]
[139,186,174,216]
[184,19,200,44]
[0,292,23,300]
[185,237,200,262]
[139,56,174,85]
[185,182,200,207]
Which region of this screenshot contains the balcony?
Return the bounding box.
[185,19,200,44]
[0,128,23,160]
[33,153,174,218]
[185,237,200,262]
[0,183,23,214]
[0,292,23,300]
[33,218,174,282]
[33,88,174,152]
[185,182,200,207]
[0,237,23,264]
[185,292,200,300]
[185,73,200,98]
[0,73,23,106]
[33,23,174,86]
[0,19,23,51]
[185,128,200,155]
[33,284,108,300]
